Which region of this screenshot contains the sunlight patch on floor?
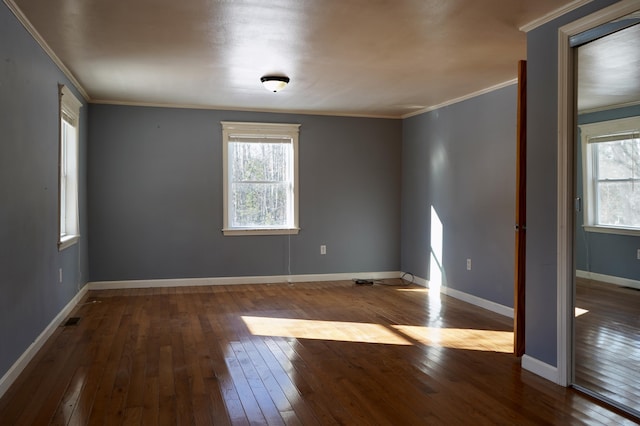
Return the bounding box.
[243,316,513,352]
[575,307,589,317]
[242,316,412,345]
[395,287,429,293]
[393,325,513,353]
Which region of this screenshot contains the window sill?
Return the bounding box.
[222,228,300,236]
[58,234,79,251]
[583,225,640,237]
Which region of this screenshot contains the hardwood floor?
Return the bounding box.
[0,280,636,425]
[575,278,640,415]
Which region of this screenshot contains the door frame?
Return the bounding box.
[556,0,640,388]
[514,60,526,358]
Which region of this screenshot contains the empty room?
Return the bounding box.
[1,0,639,424]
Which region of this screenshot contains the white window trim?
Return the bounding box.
[221,121,300,236]
[58,85,82,250]
[579,116,640,237]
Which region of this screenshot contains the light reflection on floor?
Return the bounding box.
[575,307,589,317]
[393,325,513,353]
[242,316,412,345]
[242,316,514,353]
[394,287,429,293]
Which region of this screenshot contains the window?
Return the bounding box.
[222,121,300,236]
[580,116,640,235]
[58,85,82,250]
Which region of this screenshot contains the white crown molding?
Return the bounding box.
[0,285,88,399]
[401,79,518,119]
[3,0,89,101]
[2,0,608,120]
[92,79,520,121]
[579,99,640,115]
[519,0,593,33]
[89,99,402,120]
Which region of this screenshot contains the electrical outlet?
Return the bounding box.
[466,259,472,270]
[320,245,327,255]
[59,268,63,283]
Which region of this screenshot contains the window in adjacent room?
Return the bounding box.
[58,85,82,250]
[580,116,640,235]
[222,121,300,236]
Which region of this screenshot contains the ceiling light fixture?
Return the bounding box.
[261,75,290,92]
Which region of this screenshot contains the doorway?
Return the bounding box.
[558,1,640,419]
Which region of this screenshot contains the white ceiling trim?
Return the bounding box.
[3,0,89,101]
[92,79,524,119]
[401,79,518,119]
[519,0,593,32]
[5,0,592,119]
[89,99,402,120]
[579,99,640,115]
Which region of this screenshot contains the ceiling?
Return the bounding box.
[8,0,598,118]
[577,20,640,113]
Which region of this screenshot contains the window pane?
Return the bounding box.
[230,142,291,182]
[597,180,640,228]
[222,122,299,234]
[231,182,290,227]
[60,120,71,236]
[595,139,639,180]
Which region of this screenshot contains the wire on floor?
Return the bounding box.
[351,272,415,287]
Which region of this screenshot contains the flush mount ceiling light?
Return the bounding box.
[261,75,290,92]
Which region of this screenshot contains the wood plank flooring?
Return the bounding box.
[0,280,636,425]
[575,278,640,415]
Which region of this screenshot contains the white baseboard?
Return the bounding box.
[2,270,515,399]
[576,270,640,290]
[1,271,397,399]
[88,271,402,290]
[441,286,514,318]
[522,355,560,384]
[407,273,429,287]
[411,274,552,382]
[0,285,88,399]
[406,273,514,318]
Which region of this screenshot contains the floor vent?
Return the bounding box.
[63,317,80,326]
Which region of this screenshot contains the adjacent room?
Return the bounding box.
[1,0,638,423]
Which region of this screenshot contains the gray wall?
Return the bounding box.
[525,0,620,366]
[2,0,626,389]
[575,105,640,280]
[88,105,402,281]
[0,3,89,379]
[400,85,517,308]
